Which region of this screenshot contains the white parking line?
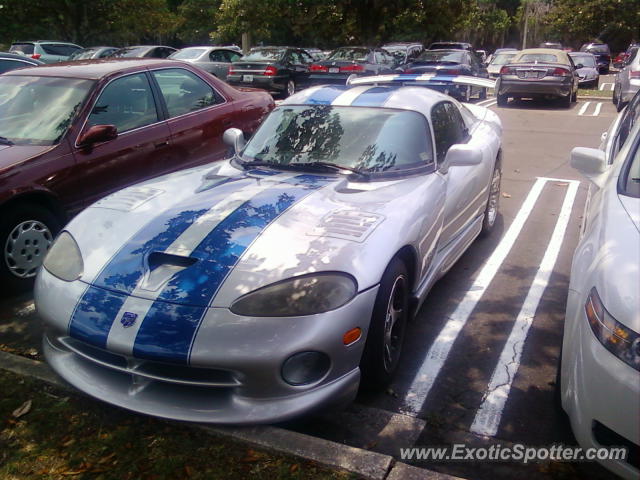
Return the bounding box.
[599,82,614,91]
[470,180,579,437]
[592,102,603,116]
[477,98,497,107]
[577,101,591,116]
[400,177,548,416]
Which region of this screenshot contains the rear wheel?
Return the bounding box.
[497,93,508,107]
[571,89,577,102]
[479,87,487,100]
[360,258,409,389]
[480,160,501,236]
[0,204,61,294]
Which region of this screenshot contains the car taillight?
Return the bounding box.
[500,66,515,75]
[264,66,278,76]
[228,66,236,75]
[550,67,571,77]
[309,64,328,72]
[31,53,41,59]
[629,70,640,79]
[439,68,463,75]
[339,64,364,73]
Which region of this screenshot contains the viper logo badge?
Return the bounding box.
[120,312,138,328]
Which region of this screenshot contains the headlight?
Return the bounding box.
[230,273,357,317]
[42,231,84,282]
[585,288,640,371]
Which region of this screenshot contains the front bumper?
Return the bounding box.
[561,288,640,479]
[36,267,378,424]
[497,77,572,98]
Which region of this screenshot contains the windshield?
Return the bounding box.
[242,48,285,62]
[570,54,596,67]
[171,48,206,60]
[416,50,465,63]
[0,76,93,146]
[582,44,609,54]
[241,105,434,175]
[327,48,370,62]
[490,53,517,65]
[111,47,148,58]
[70,48,98,60]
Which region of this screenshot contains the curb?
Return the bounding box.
[0,350,461,480]
[576,96,612,101]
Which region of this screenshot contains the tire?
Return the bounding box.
[0,203,61,294]
[571,89,577,102]
[360,258,409,389]
[480,159,502,236]
[496,93,508,107]
[284,79,296,98]
[616,91,627,112]
[479,87,487,100]
[612,84,619,104]
[560,93,571,108]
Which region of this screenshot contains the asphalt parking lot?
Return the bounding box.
[0,82,620,479]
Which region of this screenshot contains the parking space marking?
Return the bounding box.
[470,179,579,437]
[599,82,614,91]
[577,101,603,116]
[477,98,497,107]
[400,177,548,416]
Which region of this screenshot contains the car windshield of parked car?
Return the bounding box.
[111,47,148,58]
[240,105,434,174]
[242,48,286,62]
[490,53,517,65]
[514,53,558,63]
[170,48,206,60]
[0,76,93,146]
[570,54,596,67]
[327,48,370,62]
[416,50,466,63]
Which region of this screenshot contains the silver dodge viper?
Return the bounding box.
[35,77,503,423]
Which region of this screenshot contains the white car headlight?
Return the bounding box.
[230,273,357,317]
[42,231,84,282]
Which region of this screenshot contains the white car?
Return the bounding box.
[560,91,640,479]
[35,77,503,424]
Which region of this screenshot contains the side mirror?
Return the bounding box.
[77,124,117,147]
[223,127,246,155]
[575,63,583,69]
[446,144,483,167]
[570,147,607,187]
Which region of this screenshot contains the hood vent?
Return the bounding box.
[92,187,163,212]
[309,210,384,242]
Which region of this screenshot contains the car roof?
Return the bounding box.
[0,52,42,62]
[283,84,455,119]
[1,58,187,79]
[13,40,81,46]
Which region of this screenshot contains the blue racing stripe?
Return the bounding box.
[304,86,348,105]
[132,176,332,363]
[68,176,255,348]
[350,86,396,107]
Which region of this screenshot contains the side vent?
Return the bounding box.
[308,210,384,243]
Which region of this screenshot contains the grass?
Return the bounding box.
[578,88,613,98]
[0,370,358,480]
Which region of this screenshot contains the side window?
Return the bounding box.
[431,102,468,163]
[225,51,241,62]
[152,68,223,118]
[209,50,227,62]
[289,51,302,64]
[87,73,159,133]
[611,94,640,161]
[99,48,116,58]
[0,60,29,74]
[374,51,383,64]
[301,51,314,64]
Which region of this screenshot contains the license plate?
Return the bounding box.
[525,71,538,78]
[329,67,339,73]
[242,75,253,82]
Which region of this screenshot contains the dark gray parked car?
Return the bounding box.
[169,47,241,80]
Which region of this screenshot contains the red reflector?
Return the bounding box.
[551,67,571,76]
[343,327,362,345]
[310,64,328,72]
[31,53,41,60]
[339,64,364,73]
[228,66,235,75]
[500,66,514,75]
[264,66,278,76]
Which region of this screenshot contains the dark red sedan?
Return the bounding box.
[0,58,274,291]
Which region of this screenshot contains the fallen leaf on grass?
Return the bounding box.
[242,449,265,462]
[12,400,32,418]
[97,452,116,464]
[61,437,76,448]
[290,464,299,473]
[502,193,512,198]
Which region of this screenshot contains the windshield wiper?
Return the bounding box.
[289,161,369,180]
[0,136,13,146]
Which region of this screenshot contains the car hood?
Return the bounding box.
[67,161,437,308]
[0,144,56,171]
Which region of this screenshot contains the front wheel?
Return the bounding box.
[0,204,61,294]
[360,258,409,389]
[497,93,508,107]
[480,161,502,236]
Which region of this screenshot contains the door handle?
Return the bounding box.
[154,141,169,149]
